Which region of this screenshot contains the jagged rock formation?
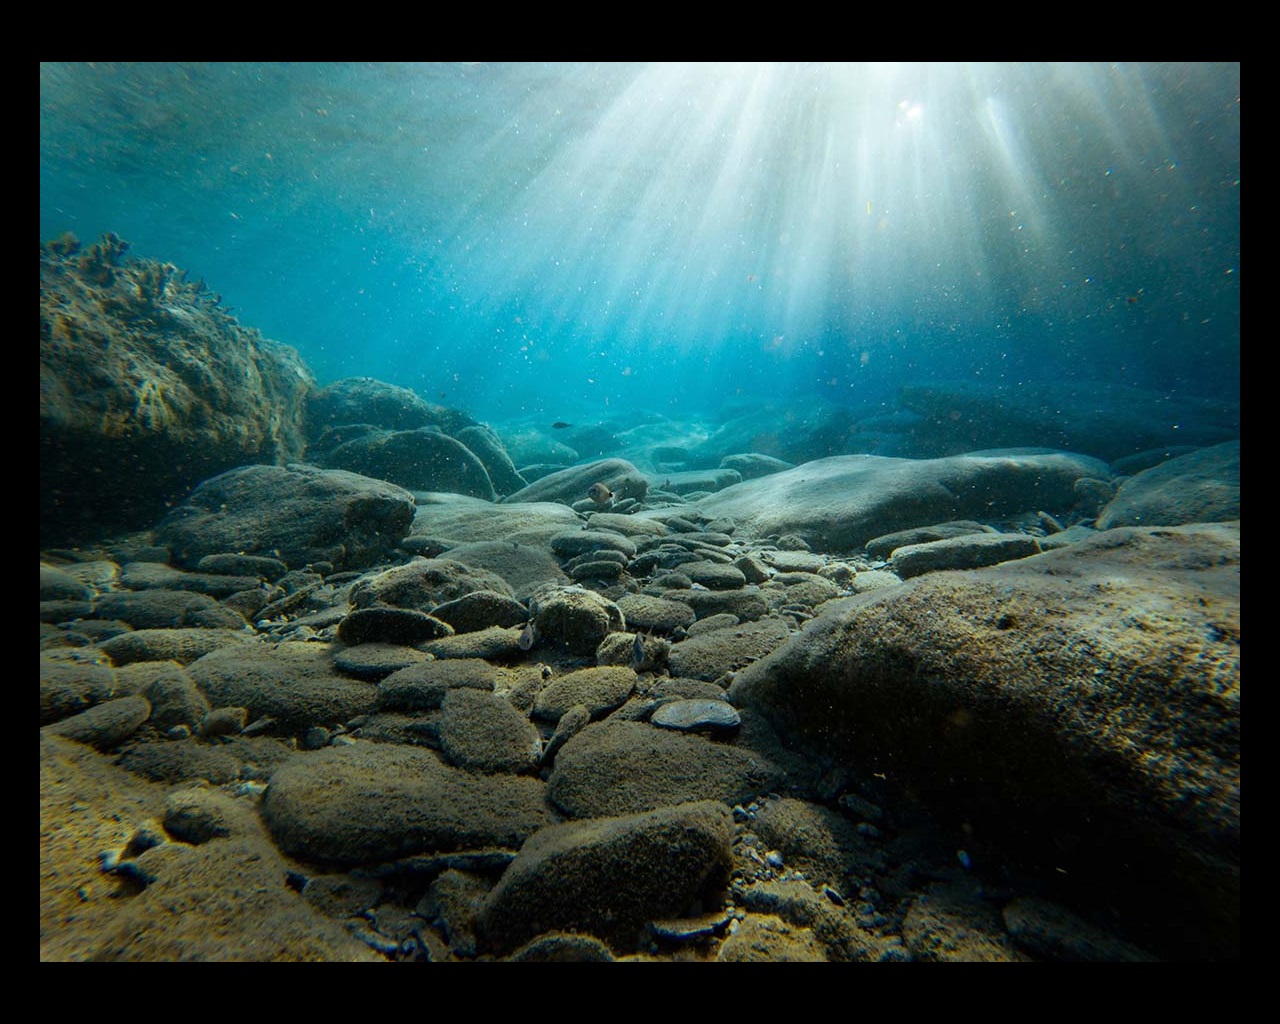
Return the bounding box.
[40,233,313,545]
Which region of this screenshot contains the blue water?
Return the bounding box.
[39,62,1240,427]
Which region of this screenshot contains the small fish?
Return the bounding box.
[632,631,646,668]
[587,482,613,504]
[551,421,573,429]
[518,620,539,651]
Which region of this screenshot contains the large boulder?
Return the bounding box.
[154,463,416,571]
[694,450,1110,553]
[729,522,1240,960]
[39,233,312,546]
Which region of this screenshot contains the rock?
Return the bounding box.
[730,522,1240,960]
[305,377,474,439]
[864,520,996,560]
[888,532,1043,578]
[720,453,795,480]
[155,463,416,572]
[429,590,530,633]
[40,564,92,601]
[902,882,1022,961]
[43,694,151,750]
[39,658,118,725]
[99,628,252,667]
[261,743,554,867]
[667,617,792,681]
[694,450,1110,554]
[435,540,569,600]
[547,719,782,819]
[650,698,741,736]
[656,468,743,495]
[1098,440,1239,528]
[40,234,312,546]
[187,641,381,733]
[549,529,637,560]
[502,458,648,506]
[40,733,380,962]
[377,659,497,711]
[896,379,1238,461]
[529,585,626,655]
[455,424,528,498]
[715,914,828,962]
[533,666,636,721]
[615,594,697,633]
[321,427,498,499]
[337,607,455,646]
[438,688,542,774]
[350,558,513,611]
[91,589,248,630]
[1002,896,1159,962]
[479,800,734,954]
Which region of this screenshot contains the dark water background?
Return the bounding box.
[39,62,1240,429]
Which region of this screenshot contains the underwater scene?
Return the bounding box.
[39,62,1240,961]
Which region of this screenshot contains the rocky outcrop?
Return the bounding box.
[729,522,1240,960]
[40,233,313,546]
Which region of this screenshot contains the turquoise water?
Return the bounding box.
[39,62,1240,426]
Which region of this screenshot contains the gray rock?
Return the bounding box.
[615,594,697,633]
[456,423,528,498]
[305,377,473,438]
[99,627,252,667]
[1098,440,1239,529]
[529,585,626,655]
[651,698,741,736]
[502,458,648,506]
[720,452,794,480]
[377,658,497,711]
[694,450,1110,553]
[888,532,1043,578]
[40,564,92,601]
[39,657,118,725]
[436,540,569,600]
[322,427,497,499]
[896,379,1238,461]
[667,617,792,681]
[350,558,513,611]
[337,607,454,646]
[429,590,530,633]
[864,520,996,560]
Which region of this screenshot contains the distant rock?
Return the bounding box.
[1098,440,1239,529]
[155,463,416,572]
[320,427,498,499]
[502,458,649,506]
[305,377,474,441]
[896,379,1238,461]
[720,452,794,480]
[695,450,1110,553]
